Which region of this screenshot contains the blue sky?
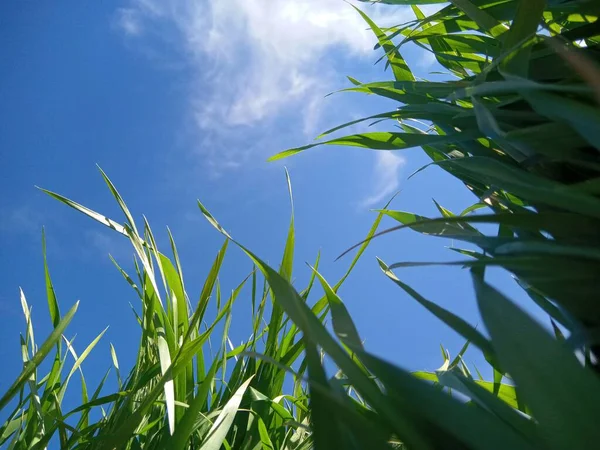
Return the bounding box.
[0,0,536,400]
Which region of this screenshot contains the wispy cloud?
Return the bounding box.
[359,151,405,208]
[0,206,43,236]
[190,0,379,128]
[85,229,133,263]
[114,0,408,171]
[114,8,145,36]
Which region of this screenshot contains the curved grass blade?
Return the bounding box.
[352,4,415,82]
[269,130,479,161]
[0,301,79,410]
[355,348,535,450]
[164,358,220,450]
[311,267,363,351]
[473,273,600,450]
[197,200,432,449]
[199,376,254,450]
[378,258,502,371]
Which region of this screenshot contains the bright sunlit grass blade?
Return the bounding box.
[280,167,295,282]
[42,228,61,329]
[58,327,107,404]
[97,165,140,236]
[37,187,127,236]
[269,130,480,161]
[165,357,220,449]
[0,301,79,410]
[352,3,415,82]
[199,376,254,450]
[157,328,176,435]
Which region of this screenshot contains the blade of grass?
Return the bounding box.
[199,376,254,450]
[0,302,79,410]
[474,273,600,450]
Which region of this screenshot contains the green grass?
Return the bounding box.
[3,1,600,448]
[271,1,600,344]
[268,0,600,448]
[0,167,395,449]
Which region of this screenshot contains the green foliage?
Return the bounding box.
[4,1,600,449]
[267,0,600,448]
[0,175,283,448]
[0,166,395,449]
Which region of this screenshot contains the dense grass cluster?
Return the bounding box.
[3,0,600,449]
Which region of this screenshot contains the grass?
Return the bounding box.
[0,167,395,449]
[268,0,600,448]
[271,1,600,348]
[3,0,600,449]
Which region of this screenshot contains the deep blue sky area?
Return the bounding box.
[1,0,540,413]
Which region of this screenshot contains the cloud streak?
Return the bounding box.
[85,229,132,263]
[192,0,380,127]
[359,151,405,208]
[114,0,401,169]
[0,206,43,236]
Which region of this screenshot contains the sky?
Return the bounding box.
[0,0,538,405]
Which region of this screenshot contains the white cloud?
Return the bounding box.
[192,0,381,127]
[114,8,144,36]
[359,151,405,208]
[114,0,410,170]
[118,0,385,126]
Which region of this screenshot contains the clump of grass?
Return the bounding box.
[10,165,597,450]
[272,0,600,352]
[267,0,600,448]
[0,168,390,449]
[5,1,600,449]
